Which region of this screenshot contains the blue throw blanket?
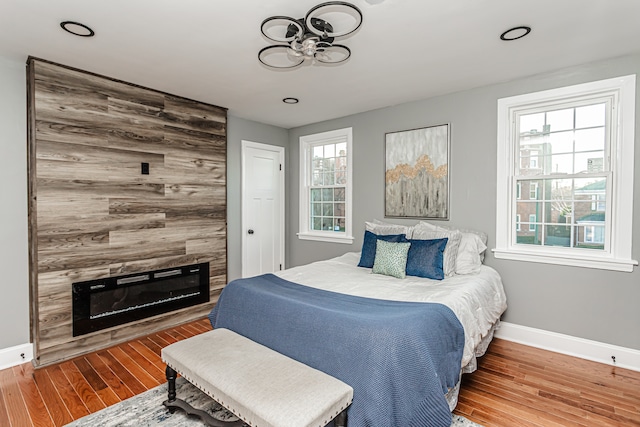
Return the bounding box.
[208,274,464,427]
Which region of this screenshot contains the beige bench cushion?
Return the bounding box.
[162,328,353,427]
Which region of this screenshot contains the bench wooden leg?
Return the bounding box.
[165,365,177,403]
[162,364,244,427]
[335,409,348,427]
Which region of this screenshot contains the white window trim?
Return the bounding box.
[494,75,637,272]
[298,127,354,244]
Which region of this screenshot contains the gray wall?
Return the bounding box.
[226,115,288,281]
[287,53,640,351]
[0,56,29,349]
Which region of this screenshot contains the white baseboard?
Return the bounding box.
[495,322,640,372]
[4,327,639,373]
[0,343,33,370]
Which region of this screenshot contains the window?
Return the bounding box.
[529,182,538,199]
[582,224,605,244]
[529,151,538,169]
[495,75,637,272]
[591,194,606,212]
[298,128,353,244]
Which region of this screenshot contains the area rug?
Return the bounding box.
[65,377,482,426]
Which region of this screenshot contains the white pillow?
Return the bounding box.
[366,220,410,236]
[417,221,487,274]
[455,233,487,274]
[412,223,461,277]
[451,227,487,262]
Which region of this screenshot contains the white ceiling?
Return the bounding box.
[1,0,639,129]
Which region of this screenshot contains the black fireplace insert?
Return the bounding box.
[72,263,210,336]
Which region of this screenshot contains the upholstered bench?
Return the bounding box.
[161,328,354,427]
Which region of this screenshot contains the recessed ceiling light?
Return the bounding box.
[283,97,299,104]
[60,21,95,37]
[500,26,531,41]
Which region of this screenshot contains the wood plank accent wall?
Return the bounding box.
[27,58,228,367]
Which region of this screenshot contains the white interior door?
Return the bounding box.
[241,141,285,278]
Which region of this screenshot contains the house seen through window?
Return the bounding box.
[310,142,347,232]
[516,103,607,250]
[495,75,637,272]
[299,127,353,244]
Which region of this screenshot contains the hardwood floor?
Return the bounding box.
[455,339,640,426]
[0,319,212,427]
[1,319,638,426]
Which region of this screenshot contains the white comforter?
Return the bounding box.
[276,252,507,368]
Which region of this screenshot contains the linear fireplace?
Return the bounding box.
[72,263,210,336]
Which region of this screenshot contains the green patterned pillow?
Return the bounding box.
[372,240,411,279]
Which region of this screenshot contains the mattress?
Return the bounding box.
[276,251,508,369]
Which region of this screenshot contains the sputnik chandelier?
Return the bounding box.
[259,1,363,69]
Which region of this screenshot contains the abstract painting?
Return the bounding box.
[385,124,449,219]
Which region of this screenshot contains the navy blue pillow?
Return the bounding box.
[405,238,448,280]
[358,230,408,268]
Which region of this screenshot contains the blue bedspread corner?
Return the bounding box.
[209,274,464,427]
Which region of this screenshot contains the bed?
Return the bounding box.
[209,222,507,427]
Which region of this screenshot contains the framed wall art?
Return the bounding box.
[385,124,450,219]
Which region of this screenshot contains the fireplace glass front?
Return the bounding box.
[72,263,209,336]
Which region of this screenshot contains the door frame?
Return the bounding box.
[241,140,286,278]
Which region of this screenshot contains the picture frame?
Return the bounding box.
[384,124,450,219]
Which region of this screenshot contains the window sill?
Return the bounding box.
[297,232,354,245]
[492,248,638,272]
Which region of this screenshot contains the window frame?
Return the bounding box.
[298,127,354,244]
[494,75,637,272]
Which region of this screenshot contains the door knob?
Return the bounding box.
[248,229,254,234]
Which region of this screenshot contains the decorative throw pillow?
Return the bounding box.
[358,230,407,268]
[411,224,462,277]
[372,240,411,279]
[405,238,448,280]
